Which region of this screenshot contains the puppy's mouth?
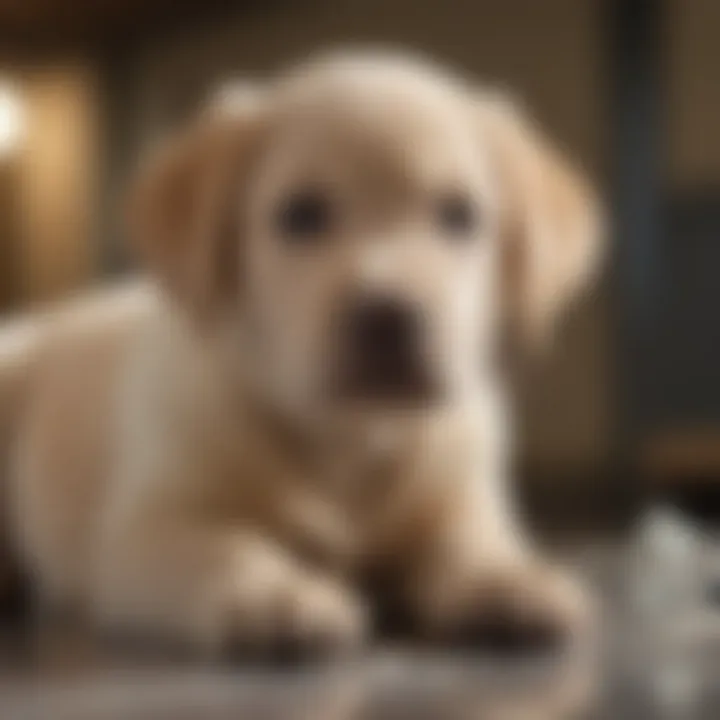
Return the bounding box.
[332,295,443,407]
[336,355,441,407]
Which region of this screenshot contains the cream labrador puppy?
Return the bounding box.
[0,52,600,655]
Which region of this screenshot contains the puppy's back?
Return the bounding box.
[2,281,158,604]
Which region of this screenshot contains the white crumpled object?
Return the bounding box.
[628,506,720,718]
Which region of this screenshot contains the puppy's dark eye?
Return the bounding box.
[276,192,331,241]
[437,193,478,237]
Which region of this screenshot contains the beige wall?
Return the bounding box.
[16,64,99,304]
[126,0,610,473]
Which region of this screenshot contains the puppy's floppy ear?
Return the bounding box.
[128,90,265,319]
[479,96,603,349]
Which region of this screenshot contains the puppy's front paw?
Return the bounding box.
[420,564,593,657]
[217,570,369,662]
[94,536,369,662]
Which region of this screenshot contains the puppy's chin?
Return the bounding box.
[330,368,446,412]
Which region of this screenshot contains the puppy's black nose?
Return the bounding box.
[350,297,418,358]
[339,295,433,401]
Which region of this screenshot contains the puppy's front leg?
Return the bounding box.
[92,512,367,656]
[409,474,592,653]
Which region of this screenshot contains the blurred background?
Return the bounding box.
[0,0,719,519]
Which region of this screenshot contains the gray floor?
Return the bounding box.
[0,541,717,720]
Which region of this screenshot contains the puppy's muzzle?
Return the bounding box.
[336,295,439,404]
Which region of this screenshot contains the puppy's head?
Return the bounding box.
[129,53,601,418]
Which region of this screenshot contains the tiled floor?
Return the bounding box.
[0,540,717,720]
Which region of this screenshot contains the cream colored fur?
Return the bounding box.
[0,52,599,654]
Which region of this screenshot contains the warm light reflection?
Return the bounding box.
[0,80,24,158]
